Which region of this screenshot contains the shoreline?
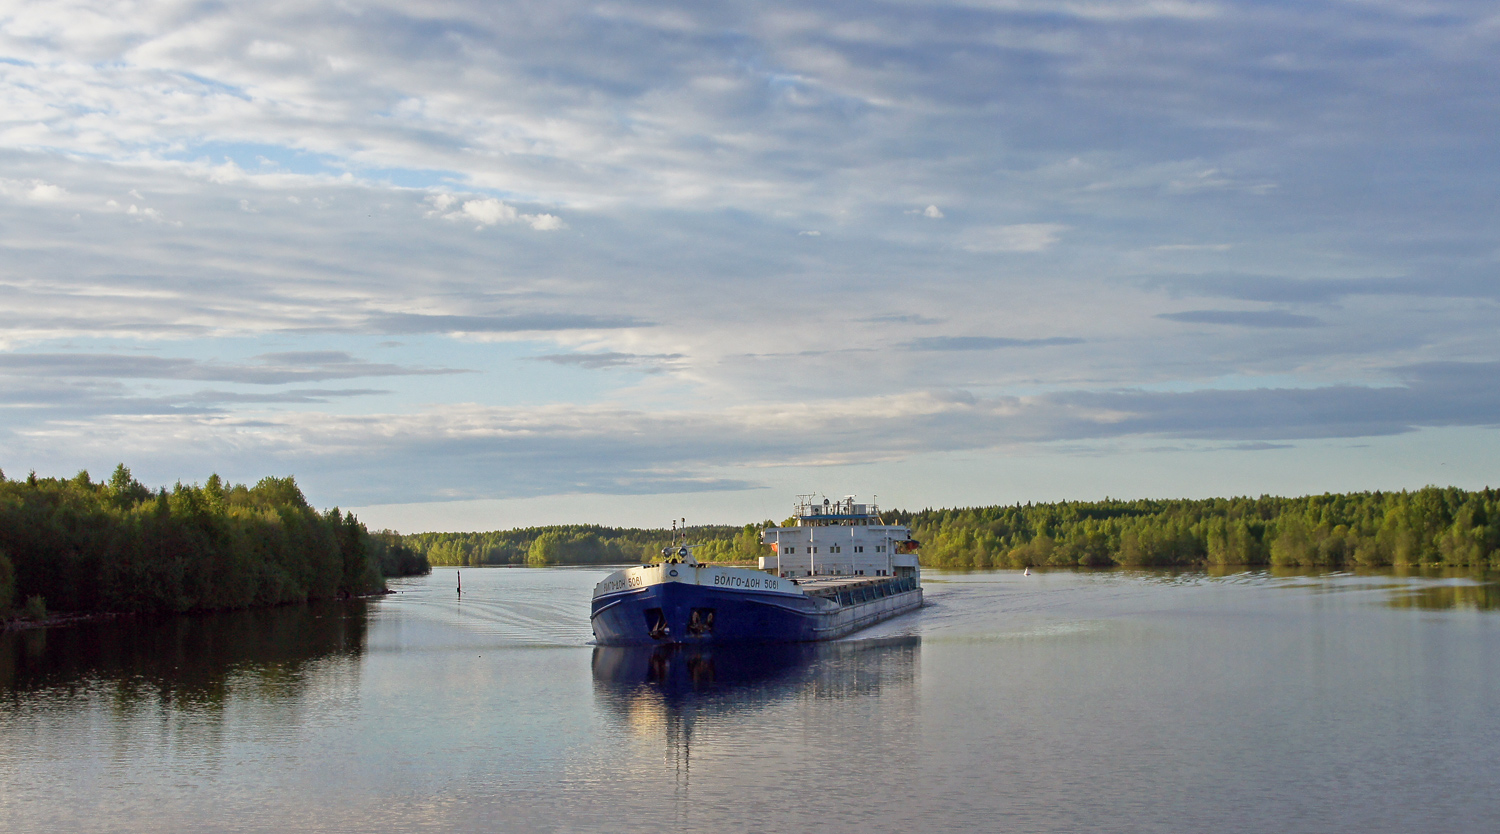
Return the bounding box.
[1,588,396,633]
[1,611,134,633]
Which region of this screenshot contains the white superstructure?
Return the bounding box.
[758,495,920,579]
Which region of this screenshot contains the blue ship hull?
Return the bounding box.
[591,581,825,646]
[591,569,923,646]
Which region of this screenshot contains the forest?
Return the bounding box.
[406,523,765,567]
[0,465,428,619]
[7,473,1494,620]
[405,486,1500,572]
[900,487,1500,569]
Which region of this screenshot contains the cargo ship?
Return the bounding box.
[590,495,922,645]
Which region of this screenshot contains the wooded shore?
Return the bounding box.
[0,465,428,623]
[7,465,1494,625]
[403,486,1500,572]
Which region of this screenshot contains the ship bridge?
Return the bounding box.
[793,494,880,524]
[758,494,920,579]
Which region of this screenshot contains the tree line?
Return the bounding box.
[406,523,766,566]
[0,465,429,619]
[20,474,1474,613]
[402,486,1500,572]
[897,487,1500,570]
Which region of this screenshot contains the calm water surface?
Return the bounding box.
[3,567,1499,833]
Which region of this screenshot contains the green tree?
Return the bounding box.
[0,548,14,614]
[0,467,392,615]
[528,531,562,565]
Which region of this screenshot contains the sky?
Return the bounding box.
[2,0,1498,531]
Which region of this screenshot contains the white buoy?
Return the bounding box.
[1024,566,1031,576]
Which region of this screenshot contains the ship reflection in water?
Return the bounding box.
[592,638,920,794]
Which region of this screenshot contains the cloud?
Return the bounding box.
[962,0,1222,22]
[369,313,649,334]
[908,336,1084,350]
[101,198,180,225]
[0,379,391,421]
[0,352,466,384]
[246,40,297,60]
[529,352,683,371]
[1049,361,1500,442]
[15,361,1500,504]
[1157,310,1322,328]
[1152,243,1231,252]
[960,224,1068,253]
[428,195,565,231]
[460,199,516,226]
[175,389,390,404]
[1150,272,1500,304]
[0,178,66,202]
[0,0,1497,513]
[862,314,943,324]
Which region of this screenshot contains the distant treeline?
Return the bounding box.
[403,486,1500,572]
[0,465,429,619]
[899,487,1500,570]
[406,524,765,566]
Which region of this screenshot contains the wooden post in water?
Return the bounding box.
[457,570,462,595]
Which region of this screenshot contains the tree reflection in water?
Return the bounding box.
[0,600,369,710]
[1388,579,1500,611]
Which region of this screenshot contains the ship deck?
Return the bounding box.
[793,576,897,592]
[792,574,917,601]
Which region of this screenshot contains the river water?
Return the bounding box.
[3,567,1499,833]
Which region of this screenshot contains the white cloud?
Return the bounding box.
[0,178,67,202]
[246,40,296,60]
[114,202,179,225]
[923,204,944,219]
[461,198,518,226]
[524,212,565,231]
[425,195,565,231]
[960,223,1068,253]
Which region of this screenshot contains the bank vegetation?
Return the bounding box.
[899,487,1500,570]
[0,465,428,620]
[406,523,766,567]
[404,487,1500,573]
